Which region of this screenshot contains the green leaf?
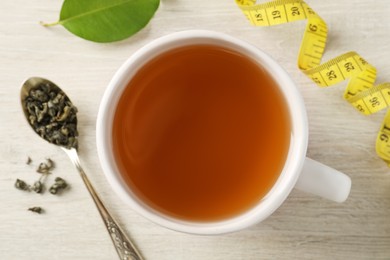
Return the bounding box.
[43,0,160,43]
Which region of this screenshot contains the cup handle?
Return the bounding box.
[294,157,351,203]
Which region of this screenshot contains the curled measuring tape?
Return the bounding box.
[236,0,390,166]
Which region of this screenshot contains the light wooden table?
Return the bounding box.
[1,1,389,259]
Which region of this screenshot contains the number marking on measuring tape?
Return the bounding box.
[236,0,390,166]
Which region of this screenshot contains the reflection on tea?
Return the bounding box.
[112,44,291,221]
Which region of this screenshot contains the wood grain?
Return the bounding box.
[0,0,389,259]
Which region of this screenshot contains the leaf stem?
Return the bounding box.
[40,21,60,27]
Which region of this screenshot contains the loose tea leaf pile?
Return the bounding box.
[15,157,69,214]
[24,82,78,149]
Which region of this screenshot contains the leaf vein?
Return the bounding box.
[59,0,136,25]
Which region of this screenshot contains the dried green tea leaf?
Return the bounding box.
[41,0,160,43]
[31,181,43,193]
[49,177,68,195]
[15,179,30,191]
[26,156,32,165]
[28,207,43,214]
[36,158,55,174]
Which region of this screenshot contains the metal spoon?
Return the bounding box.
[20,77,144,260]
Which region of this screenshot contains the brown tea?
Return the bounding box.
[112,44,291,221]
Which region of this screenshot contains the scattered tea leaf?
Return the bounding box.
[26,156,32,165]
[36,158,55,174]
[32,180,43,194]
[46,158,54,169]
[15,179,30,191]
[28,207,43,214]
[41,0,160,43]
[49,177,68,195]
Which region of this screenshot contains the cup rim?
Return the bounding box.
[96,30,308,235]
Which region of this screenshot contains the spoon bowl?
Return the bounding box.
[21,77,78,150]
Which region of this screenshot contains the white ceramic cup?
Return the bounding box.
[96,30,351,235]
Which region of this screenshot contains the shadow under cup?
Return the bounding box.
[97,31,307,234]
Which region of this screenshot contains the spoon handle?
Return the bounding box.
[64,148,144,260]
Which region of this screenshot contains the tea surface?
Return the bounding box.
[113,44,291,221]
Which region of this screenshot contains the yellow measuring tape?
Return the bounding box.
[236,0,390,166]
